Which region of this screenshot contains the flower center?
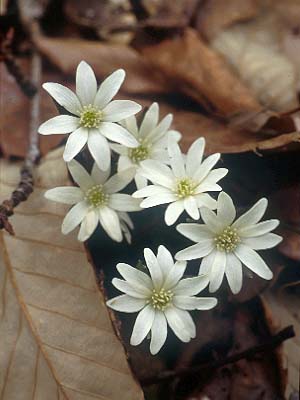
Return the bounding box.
[149,288,173,310]
[214,226,240,252]
[79,105,103,128]
[85,184,108,207]
[176,178,195,198]
[129,144,149,163]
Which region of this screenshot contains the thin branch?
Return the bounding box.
[141,325,295,386]
[0,52,41,234]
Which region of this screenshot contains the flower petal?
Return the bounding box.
[144,248,164,290]
[193,153,220,183]
[67,159,94,191]
[140,160,174,188]
[78,209,98,241]
[94,69,125,109]
[195,194,217,210]
[217,192,236,226]
[173,296,217,310]
[184,196,200,220]
[121,115,138,136]
[104,168,135,194]
[164,261,187,290]
[174,274,209,296]
[45,186,84,204]
[186,137,205,177]
[225,253,243,294]
[91,162,111,185]
[76,61,97,105]
[209,251,226,292]
[200,207,225,233]
[133,185,170,198]
[140,102,159,138]
[198,251,216,276]
[38,115,79,135]
[176,241,214,261]
[195,168,228,193]
[165,200,185,226]
[176,223,213,243]
[239,220,279,237]
[164,307,194,342]
[168,139,185,178]
[43,82,82,115]
[141,193,177,208]
[63,128,88,162]
[234,244,273,280]
[109,194,141,211]
[100,122,139,147]
[147,114,173,142]
[107,295,146,313]
[157,245,174,278]
[116,263,152,291]
[242,233,282,250]
[232,198,268,230]
[150,311,167,354]
[102,100,141,122]
[61,201,88,234]
[134,174,148,190]
[98,206,122,242]
[112,278,149,298]
[87,128,111,171]
[130,305,155,346]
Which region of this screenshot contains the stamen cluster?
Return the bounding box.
[176,178,195,199]
[85,184,108,207]
[79,105,103,128]
[214,226,240,252]
[129,144,149,163]
[149,288,173,310]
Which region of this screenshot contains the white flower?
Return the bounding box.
[45,160,141,242]
[38,61,141,170]
[107,245,217,355]
[176,192,282,294]
[133,137,228,225]
[111,102,181,189]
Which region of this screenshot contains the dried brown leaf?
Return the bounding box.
[0,148,144,400]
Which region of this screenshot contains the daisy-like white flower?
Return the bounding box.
[45,160,141,242]
[111,102,181,189]
[176,192,282,294]
[38,61,142,170]
[107,245,217,355]
[133,137,228,225]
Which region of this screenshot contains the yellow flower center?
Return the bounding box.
[129,144,149,163]
[149,288,173,310]
[85,185,108,207]
[176,178,195,199]
[214,226,240,252]
[79,105,103,128]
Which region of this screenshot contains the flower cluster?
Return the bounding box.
[40,61,282,355]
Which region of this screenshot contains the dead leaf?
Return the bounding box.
[0,147,144,400]
[142,29,262,118]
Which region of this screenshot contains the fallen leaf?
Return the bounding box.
[0,147,144,400]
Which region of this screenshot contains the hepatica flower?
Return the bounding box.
[176,192,282,294]
[111,102,181,189]
[38,61,141,170]
[45,160,141,242]
[107,245,217,354]
[133,138,228,225]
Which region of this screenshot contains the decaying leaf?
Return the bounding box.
[0,148,144,400]
[142,29,262,118]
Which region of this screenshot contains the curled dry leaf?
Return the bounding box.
[0,148,144,400]
[142,29,261,118]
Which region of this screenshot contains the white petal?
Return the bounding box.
[133,185,170,198]
[195,169,228,193]
[199,251,217,275]
[140,102,159,138]
[109,194,141,211]
[200,207,225,233]
[184,196,200,220]
[164,261,187,290]
[150,311,167,355]
[195,194,217,209]
[122,115,138,136]
[157,245,174,278]
[176,223,213,243]
[144,248,163,290]
[175,241,214,261]
[168,139,185,178]
[225,253,243,294]
[98,207,122,242]
[78,209,98,241]
[76,61,97,105]
[242,233,282,250]
[38,115,79,135]
[116,263,152,291]
[91,162,111,184]
[87,128,111,171]
[193,153,220,182]
[45,186,83,204]
[209,251,226,293]
[173,296,217,310]
[104,168,135,194]
[43,82,82,115]
[232,198,268,230]
[134,174,148,190]
[164,307,194,342]
[186,137,205,177]
[102,100,141,122]
[140,160,174,188]
[130,305,155,346]
[147,114,173,142]
[234,244,273,280]
[67,159,94,191]
[63,128,88,162]
[165,200,185,225]
[94,69,125,109]
[118,155,133,171]
[100,122,139,148]
[174,274,209,296]
[112,278,149,298]
[239,220,279,237]
[195,182,222,193]
[217,192,236,226]
[141,193,176,208]
[61,201,88,234]
[107,295,146,313]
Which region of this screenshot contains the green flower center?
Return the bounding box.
[79,105,103,128]
[85,185,108,207]
[214,226,240,252]
[149,288,173,310]
[129,144,149,163]
[176,178,195,198]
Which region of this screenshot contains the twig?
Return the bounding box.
[141,325,295,386]
[0,52,41,234]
